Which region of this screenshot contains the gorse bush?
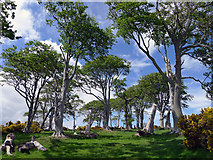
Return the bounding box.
[178,107,213,152]
[77,126,86,131]
[91,126,104,130]
[0,121,42,134]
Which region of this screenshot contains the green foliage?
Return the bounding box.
[1,121,42,134]
[178,107,213,152]
[44,1,114,61]
[0,0,21,41]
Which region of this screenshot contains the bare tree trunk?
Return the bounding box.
[117,110,121,128]
[103,102,110,130]
[170,46,182,132]
[24,108,34,133]
[52,78,69,137]
[41,107,54,130]
[159,111,164,128]
[129,105,133,129]
[48,109,54,131]
[136,108,140,129]
[73,113,76,131]
[140,108,144,129]
[144,104,157,133]
[165,109,171,129]
[124,101,130,130]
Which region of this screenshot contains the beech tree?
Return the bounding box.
[107,2,212,131]
[0,41,58,132]
[43,2,114,137]
[0,0,21,42]
[80,55,130,129]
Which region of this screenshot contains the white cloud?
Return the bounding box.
[9,0,40,42]
[182,55,204,72]
[183,85,211,114]
[131,58,152,73]
[0,83,27,125]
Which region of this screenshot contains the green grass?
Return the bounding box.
[1,129,212,159]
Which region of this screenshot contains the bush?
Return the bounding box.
[154,125,161,129]
[178,107,213,152]
[77,126,86,131]
[91,126,104,130]
[1,121,42,134]
[63,126,69,131]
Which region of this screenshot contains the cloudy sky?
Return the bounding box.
[0,0,211,128]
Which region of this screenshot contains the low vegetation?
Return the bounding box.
[178,107,213,152]
[1,129,212,159]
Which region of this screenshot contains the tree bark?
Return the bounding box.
[24,107,34,133]
[159,111,164,128]
[48,109,54,131]
[124,100,130,130]
[140,108,144,129]
[144,104,157,133]
[136,108,140,129]
[41,107,54,130]
[73,113,76,131]
[165,109,171,129]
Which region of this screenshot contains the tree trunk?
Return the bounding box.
[159,111,164,128]
[52,78,69,137]
[24,107,34,133]
[41,107,54,130]
[136,108,140,129]
[117,110,121,128]
[48,109,54,131]
[124,100,130,130]
[73,113,76,131]
[129,105,133,129]
[103,102,110,130]
[144,104,157,133]
[140,108,144,129]
[171,46,183,132]
[165,109,171,129]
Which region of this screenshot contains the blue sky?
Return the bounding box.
[0,0,211,128]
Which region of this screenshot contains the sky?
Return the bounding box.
[0,0,211,129]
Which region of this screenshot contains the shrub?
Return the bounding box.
[77,126,86,131]
[1,121,42,134]
[154,125,161,129]
[178,107,213,152]
[91,126,104,130]
[63,126,69,131]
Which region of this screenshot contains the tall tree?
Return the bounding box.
[0,0,21,42]
[43,2,114,137]
[107,2,212,131]
[0,41,58,132]
[80,55,130,129]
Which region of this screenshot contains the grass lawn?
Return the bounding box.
[1,129,212,159]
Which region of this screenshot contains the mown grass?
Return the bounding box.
[1,129,212,159]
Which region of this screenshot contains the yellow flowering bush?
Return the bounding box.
[77,126,86,131]
[91,126,104,130]
[1,121,42,134]
[178,107,213,152]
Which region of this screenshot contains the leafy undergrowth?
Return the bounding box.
[1,129,212,159]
